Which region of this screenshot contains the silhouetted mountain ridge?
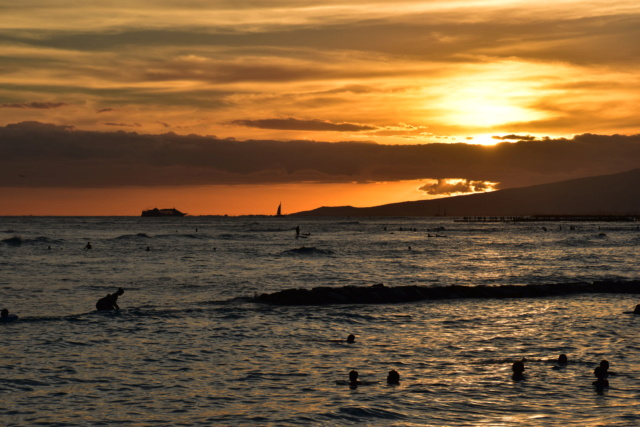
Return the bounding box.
[292,168,640,217]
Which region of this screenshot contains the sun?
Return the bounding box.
[441,85,546,128]
[427,61,553,130]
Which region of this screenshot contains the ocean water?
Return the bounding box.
[1,216,640,426]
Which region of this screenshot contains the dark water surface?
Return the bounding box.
[2,216,640,425]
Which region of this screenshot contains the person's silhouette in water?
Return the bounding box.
[346,334,355,343]
[96,288,124,311]
[349,370,360,388]
[593,366,609,389]
[387,370,400,385]
[512,360,525,381]
[85,242,92,250]
[597,359,615,377]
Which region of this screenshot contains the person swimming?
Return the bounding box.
[597,359,615,377]
[85,242,92,250]
[593,366,609,388]
[95,287,125,311]
[349,370,360,388]
[558,354,568,365]
[387,370,400,385]
[1,308,19,322]
[512,360,525,381]
[328,334,356,344]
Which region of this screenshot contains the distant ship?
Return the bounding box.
[141,208,187,217]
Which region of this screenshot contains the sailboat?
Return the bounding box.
[276,202,282,216]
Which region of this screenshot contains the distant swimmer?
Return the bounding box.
[1,308,18,322]
[551,354,568,370]
[593,366,609,389]
[512,361,525,381]
[295,225,300,239]
[335,370,376,388]
[329,334,356,344]
[85,242,92,250]
[96,287,124,311]
[349,370,360,388]
[597,359,615,377]
[387,370,400,385]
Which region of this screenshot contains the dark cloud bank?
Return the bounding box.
[1,121,640,189]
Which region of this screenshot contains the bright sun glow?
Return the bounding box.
[432,63,552,129]
[442,86,545,128]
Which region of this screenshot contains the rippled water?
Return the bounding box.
[2,216,640,426]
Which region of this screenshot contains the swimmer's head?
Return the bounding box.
[349,370,359,382]
[558,354,568,364]
[347,334,355,343]
[117,288,125,295]
[512,361,525,374]
[387,370,400,384]
[1,308,7,317]
[600,360,609,371]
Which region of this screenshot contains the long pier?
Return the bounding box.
[455,215,639,223]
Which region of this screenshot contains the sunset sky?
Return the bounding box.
[1,0,640,215]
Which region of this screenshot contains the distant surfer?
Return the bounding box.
[96,287,124,311]
[1,308,18,322]
[85,242,92,250]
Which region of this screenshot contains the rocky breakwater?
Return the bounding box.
[254,281,640,305]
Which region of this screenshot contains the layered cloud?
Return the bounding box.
[2,102,67,109]
[0,1,639,143]
[230,118,376,132]
[2,122,639,190]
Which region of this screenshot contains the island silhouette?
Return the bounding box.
[291,168,640,217]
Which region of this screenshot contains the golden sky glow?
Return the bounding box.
[1,0,640,215]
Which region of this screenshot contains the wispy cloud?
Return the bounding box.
[230,118,376,132]
[2,102,67,109]
[0,0,638,143]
